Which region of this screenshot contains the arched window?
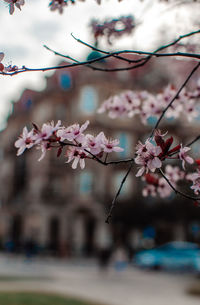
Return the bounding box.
[80,86,98,114]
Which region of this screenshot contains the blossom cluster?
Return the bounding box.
[3,0,125,15]
[98,83,200,124]
[15,121,199,198]
[49,0,75,14]
[134,130,199,198]
[90,15,135,45]
[14,120,123,169]
[142,165,184,198]
[134,131,193,178]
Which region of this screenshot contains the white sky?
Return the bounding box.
[0,0,198,129]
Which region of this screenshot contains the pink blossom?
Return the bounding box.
[142,94,162,120]
[34,120,61,144]
[14,127,34,156]
[66,147,87,170]
[100,132,124,153]
[135,139,162,177]
[157,177,172,198]
[49,0,67,14]
[37,142,50,162]
[4,0,25,15]
[142,184,157,197]
[85,132,103,155]
[178,144,194,170]
[97,95,127,119]
[186,171,200,195]
[57,120,89,143]
[165,165,184,183]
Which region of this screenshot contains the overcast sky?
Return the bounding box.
[0,0,198,129]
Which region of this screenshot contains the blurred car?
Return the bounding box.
[134,241,200,272]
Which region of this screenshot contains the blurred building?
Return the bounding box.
[0,55,200,257]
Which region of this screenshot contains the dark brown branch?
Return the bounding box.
[187,135,200,147]
[1,45,200,76]
[59,141,134,165]
[159,168,200,202]
[71,33,142,64]
[105,160,134,224]
[69,29,200,72]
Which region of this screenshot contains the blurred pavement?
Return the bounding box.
[0,255,199,305]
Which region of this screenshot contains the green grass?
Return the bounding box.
[0,292,102,305]
[0,276,51,282]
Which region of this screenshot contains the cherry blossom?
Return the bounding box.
[100,132,124,153]
[186,170,200,195]
[85,132,104,155]
[165,164,185,183]
[98,81,200,125]
[90,15,135,45]
[178,144,194,170]
[34,120,61,144]
[4,0,25,15]
[15,127,34,156]
[157,177,172,198]
[66,147,88,169]
[49,0,69,14]
[142,184,157,197]
[142,165,184,199]
[15,120,124,170]
[135,139,162,177]
[135,131,193,180]
[57,121,89,143]
[37,142,51,162]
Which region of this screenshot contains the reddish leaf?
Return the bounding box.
[57,147,63,157]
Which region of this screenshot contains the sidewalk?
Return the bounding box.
[0,255,198,305]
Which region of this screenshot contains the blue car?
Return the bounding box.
[134,241,200,272]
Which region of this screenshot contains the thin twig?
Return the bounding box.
[159,168,200,201]
[105,160,134,224]
[1,48,200,76]
[150,61,200,137]
[60,141,134,165]
[187,134,200,147]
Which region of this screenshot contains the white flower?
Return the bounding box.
[14,127,34,156]
[57,120,89,143]
[135,139,162,177]
[66,147,87,170]
[99,132,124,153]
[178,144,194,170]
[34,120,61,144]
[186,171,200,195]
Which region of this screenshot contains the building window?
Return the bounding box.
[113,171,132,198]
[79,171,93,194]
[59,72,72,90]
[80,86,98,114]
[116,132,131,157]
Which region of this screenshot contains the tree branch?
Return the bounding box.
[150,61,200,137]
[159,168,200,202]
[105,160,134,224]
